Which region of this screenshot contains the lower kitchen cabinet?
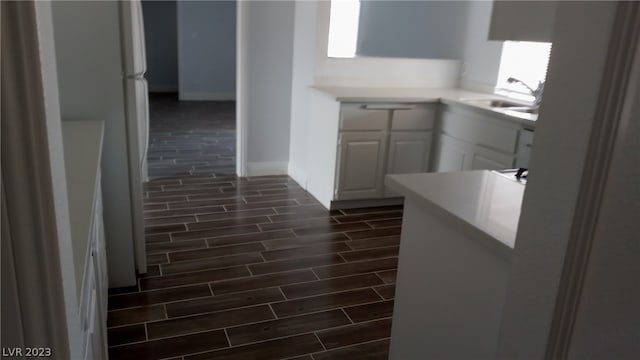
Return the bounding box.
[387,131,432,174]
[437,134,514,172]
[334,103,436,202]
[336,131,389,200]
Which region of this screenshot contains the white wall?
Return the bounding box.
[357,0,469,60]
[141,0,178,93]
[288,0,319,186]
[244,0,295,175]
[178,0,236,100]
[460,0,504,93]
[51,1,137,288]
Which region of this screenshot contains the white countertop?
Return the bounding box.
[385,171,525,251]
[62,120,104,296]
[311,85,537,126]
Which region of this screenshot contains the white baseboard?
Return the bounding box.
[246,161,288,177]
[179,92,236,101]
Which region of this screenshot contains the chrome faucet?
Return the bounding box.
[507,77,545,106]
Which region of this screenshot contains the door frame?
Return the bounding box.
[497,1,640,357]
[1,1,83,357]
[236,0,248,177]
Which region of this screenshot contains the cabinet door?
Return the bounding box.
[436,135,469,172]
[471,145,515,170]
[336,131,388,200]
[387,131,432,174]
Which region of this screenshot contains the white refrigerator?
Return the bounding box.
[121,0,149,275]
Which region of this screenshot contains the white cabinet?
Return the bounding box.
[335,103,436,201]
[436,107,521,172]
[336,131,389,200]
[387,131,432,175]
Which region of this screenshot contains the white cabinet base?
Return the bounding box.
[389,199,511,360]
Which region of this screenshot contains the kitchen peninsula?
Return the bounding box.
[384,170,524,359]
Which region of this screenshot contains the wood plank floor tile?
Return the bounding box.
[145,233,171,243]
[271,288,381,318]
[261,242,351,261]
[207,229,296,247]
[143,215,196,226]
[196,208,276,222]
[169,242,265,262]
[108,329,228,360]
[107,324,146,346]
[259,217,337,232]
[144,223,186,235]
[339,246,399,262]
[346,236,400,250]
[139,266,250,291]
[108,284,212,311]
[144,206,226,219]
[224,199,299,212]
[312,338,390,360]
[171,224,260,241]
[262,233,350,251]
[210,269,317,295]
[377,269,397,284]
[373,284,396,300]
[107,304,166,327]
[368,218,403,228]
[147,253,168,265]
[313,257,398,279]
[184,334,323,360]
[226,309,350,346]
[280,273,384,299]
[344,300,395,322]
[345,226,402,240]
[165,287,284,318]
[146,239,207,254]
[146,305,274,340]
[186,216,270,231]
[316,318,392,350]
[161,253,264,275]
[248,254,345,276]
[293,222,372,236]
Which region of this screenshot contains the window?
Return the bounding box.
[327,0,360,58]
[496,41,552,101]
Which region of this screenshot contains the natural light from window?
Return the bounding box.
[327,0,360,58]
[496,41,552,101]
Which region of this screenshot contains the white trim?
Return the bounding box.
[236,0,248,177]
[546,3,640,357]
[179,91,236,101]
[246,162,289,177]
[1,1,82,357]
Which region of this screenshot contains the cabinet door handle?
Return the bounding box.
[362,104,415,111]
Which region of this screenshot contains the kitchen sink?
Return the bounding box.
[463,99,526,108]
[507,107,539,114]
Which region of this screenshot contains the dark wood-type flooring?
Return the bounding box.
[107,96,401,360]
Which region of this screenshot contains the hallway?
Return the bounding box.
[106,98,402,359]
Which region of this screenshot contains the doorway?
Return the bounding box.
[141,0,237,179]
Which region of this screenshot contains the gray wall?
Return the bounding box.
[245,0,295,165]
[178,0,236,100]
[142,0,178,93]
[356,0,469,59]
